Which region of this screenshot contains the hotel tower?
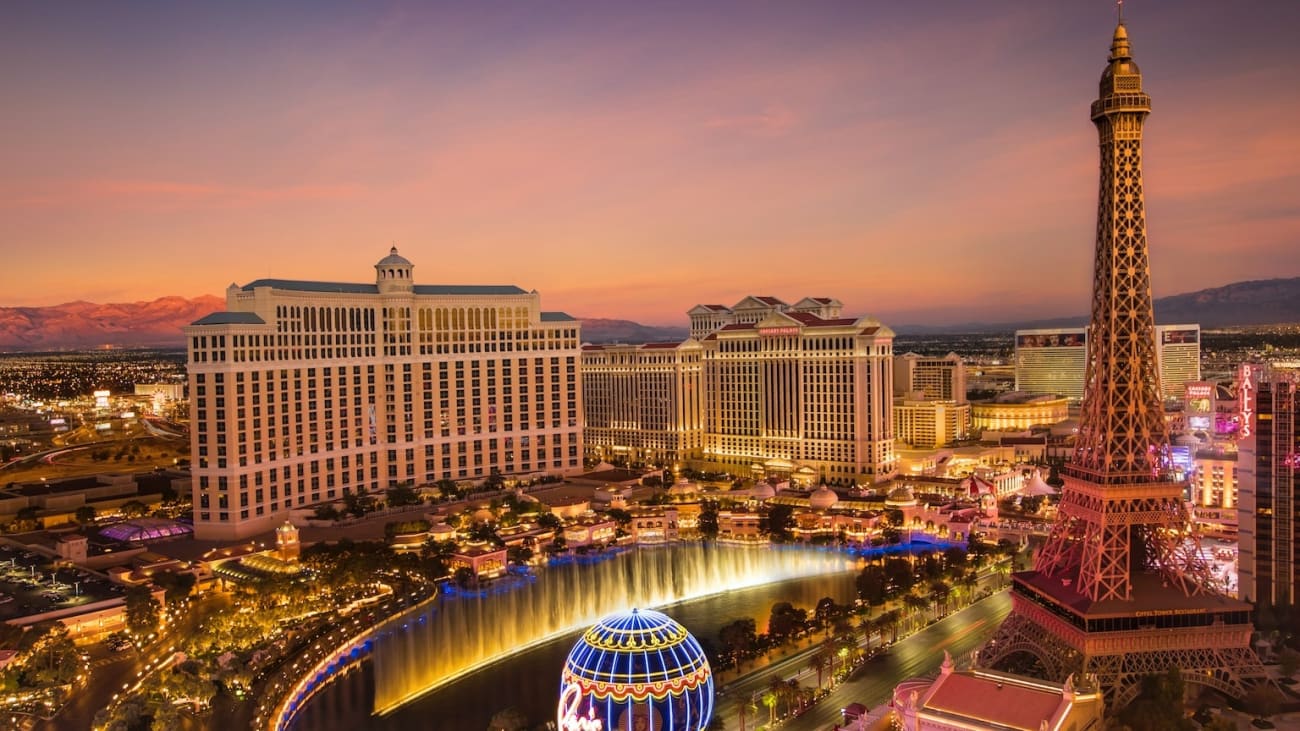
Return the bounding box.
[185,249,582,540]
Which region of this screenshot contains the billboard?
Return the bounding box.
[1161,328,1199,345]
[1016,332,1086,348]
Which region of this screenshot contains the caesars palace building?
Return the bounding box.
[184,249,582,540]
[584,296,897,485]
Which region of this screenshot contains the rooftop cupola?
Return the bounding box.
[376,246,414,294]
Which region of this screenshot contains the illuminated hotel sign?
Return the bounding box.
[1239,364,1255,439]
[1161,328,1199,345]
[1135,607,1207,617]
[557,683,603,731]
[758,327,799,336]
[1016,332,1085,348]
[1185,385,1213,399]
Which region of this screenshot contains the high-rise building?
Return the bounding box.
[581,341,704,469]
[686,296,895,484]
[686,296,843,340]
[893,398,969,448]
[185,248,583,540]
[1014,324,1199,403]
[980,20,1265,703]
[893,352,966,402]
[1155,325,1201,401]
[1013,328,1088,401]
[1192,449,1239,509]
[1238,364,1300,608]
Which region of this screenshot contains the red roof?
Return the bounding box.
[718,323,756,331]
[755,296,786,305]
[641,342,682,349]
[967,475,994,495]
[785,312,858,327]
[924,673,1066,730]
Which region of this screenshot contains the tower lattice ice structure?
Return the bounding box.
[977,20,1268,708]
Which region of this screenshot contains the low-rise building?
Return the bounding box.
[563,518,616,548]
[628,507,679,544]
[449,543,507,580]
[716,509,763,543]
[891,653,1104,731]
[971,392,1069,432]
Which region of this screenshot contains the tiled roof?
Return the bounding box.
[755,296,785,305]
[240,278,527,295]
[784,312,857,327]
[190,312,266,326]
[718,323,756,331]
[923,672,1066,730]
[641,342,683,349]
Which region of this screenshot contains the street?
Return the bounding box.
[714,591,1011,730]
[40,594,230,731]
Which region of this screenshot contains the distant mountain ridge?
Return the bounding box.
[0,296,225,350]
[577,318,689,344]
[896,277,1300,334]
[0,277,1294,350]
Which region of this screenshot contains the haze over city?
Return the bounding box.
[3,0,1299,326]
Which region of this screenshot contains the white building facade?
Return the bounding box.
[1014,324,1199,402]
[693,298,896,484]
[184,249,582,540]
[581,340,704,469]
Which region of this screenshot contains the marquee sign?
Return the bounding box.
[558,682,603,731]
[1239,364,1255,439]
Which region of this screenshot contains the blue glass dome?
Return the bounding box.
[558,608,714,731]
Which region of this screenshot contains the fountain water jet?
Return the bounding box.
[371,544,854,715]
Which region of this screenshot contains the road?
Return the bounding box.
[40,595,230,731]
[713,591,1011,731]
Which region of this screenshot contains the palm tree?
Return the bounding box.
[807,648,830,691]
[880,609,902,644]
[732,694,751,731]
[995,561,1012,589]
[761,689,778,725]
[903,593,929,632]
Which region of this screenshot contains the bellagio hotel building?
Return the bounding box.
[185,249,582,540]
[583,296,896,485]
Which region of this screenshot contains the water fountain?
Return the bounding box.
[370,544,854,714]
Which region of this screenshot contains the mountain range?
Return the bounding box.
[0,277,1296,350]
[894,277,1300,333]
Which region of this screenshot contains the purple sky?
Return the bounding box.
[2,0,1298,325]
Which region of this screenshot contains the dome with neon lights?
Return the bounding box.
[558,608,713,731]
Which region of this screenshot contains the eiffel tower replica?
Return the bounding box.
[977,16,1268,708]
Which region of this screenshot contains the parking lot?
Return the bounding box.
[0,543,125,623]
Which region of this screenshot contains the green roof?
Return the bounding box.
[241,279,527,296]
[541,311,577,322]
[191,312,266,326]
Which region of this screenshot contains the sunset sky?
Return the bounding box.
[2,0,1298,326]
